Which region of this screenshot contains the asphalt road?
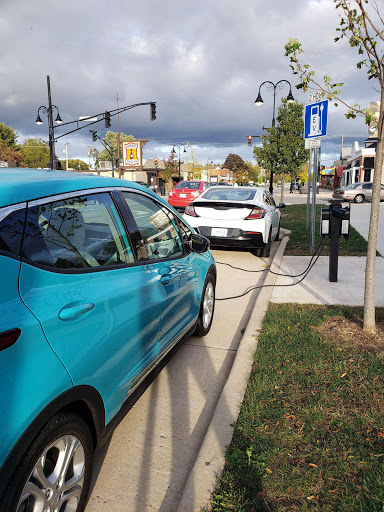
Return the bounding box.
[86,246,273,512]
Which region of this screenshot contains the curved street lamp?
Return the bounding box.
[171,143,187,181]
[254,80,295,194]
[35,76,63,170]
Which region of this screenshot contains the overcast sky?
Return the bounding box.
[0,0,378,167]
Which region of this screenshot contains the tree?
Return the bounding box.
[244,161,261,184]
[223,153,248,172]
[254,99,308,202]
[20,138,51,168]
[161,148,178,182]
[0,122,17,148]
[187,148,204,179]
[0,145,24,166]
[59,158,88,170]
[97,131,135,162]
[285,0,384,333]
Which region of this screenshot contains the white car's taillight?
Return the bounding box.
[245,206,265,219]
[184,204,199,217]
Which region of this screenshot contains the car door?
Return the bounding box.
[18,190,165,424]
[362,183,373,199]
[118,190,200,351]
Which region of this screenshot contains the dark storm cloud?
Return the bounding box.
[0,0,379,165]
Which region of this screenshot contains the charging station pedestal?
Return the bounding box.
[321,199,350,282]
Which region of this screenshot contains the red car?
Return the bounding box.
[168,180,209,209]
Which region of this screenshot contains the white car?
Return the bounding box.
[183,186,285,256]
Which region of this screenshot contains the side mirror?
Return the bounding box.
[191,233,210,253]
[277,202,286,209]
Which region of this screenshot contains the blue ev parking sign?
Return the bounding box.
[304,100,328,138]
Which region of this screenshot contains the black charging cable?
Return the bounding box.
[215,210,348,301]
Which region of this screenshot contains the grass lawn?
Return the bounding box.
[281,204,369,256]
[210,304,384,512]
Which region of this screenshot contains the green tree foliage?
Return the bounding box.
[97,131,135,162]
[254,99,308,201]
[0,122,17,148]
[244,161,261,183]
[223,153,248,172]
[285,0,384,333]
[20,138,51,168]
[59,159,88,170]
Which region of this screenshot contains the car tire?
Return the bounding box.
[194,273,215,337]
[354,194,364,203]
[260,229,272,258]
[2,411,94,512]
[274,222,281,241]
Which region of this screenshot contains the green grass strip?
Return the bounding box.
[211,304,384,512]
[281,204,369,256]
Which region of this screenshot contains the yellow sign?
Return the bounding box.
[123,141,142,168]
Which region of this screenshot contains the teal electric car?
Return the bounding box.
[0,169,216,512]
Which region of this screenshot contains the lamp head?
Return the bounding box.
[55,112,63,124]
[286,90,295,103]
[254,93,264,106]
[35,113,43,125]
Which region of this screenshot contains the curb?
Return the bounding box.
[176,229,291,512]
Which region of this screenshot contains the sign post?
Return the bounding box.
[304,98,328,254]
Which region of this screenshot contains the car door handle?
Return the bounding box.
[160,274,173,285]
[59,302,95,321]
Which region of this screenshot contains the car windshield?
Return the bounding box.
[202,189,256,201]
[345,183,360,189]
[175,181,201,190]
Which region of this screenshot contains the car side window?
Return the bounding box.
[121,192,183,261]
[362,183,372,189]
[23,193,134,270]
[0,206,26,256]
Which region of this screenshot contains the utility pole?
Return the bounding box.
[64,143,69,171]
[117,93,121,178]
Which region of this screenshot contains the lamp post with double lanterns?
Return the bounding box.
[254,79,295,194]
[171,144,187,182]
[35,75,157,172]
[35,76,63,170]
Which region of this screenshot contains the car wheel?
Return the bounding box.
[194,273,215,337]
[354,194,364,203]
[260,229,272,258]
[3,411,94,512]
[274,222,281,241]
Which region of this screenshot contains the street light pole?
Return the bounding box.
[35,75,63,170]
[254,80,295,194]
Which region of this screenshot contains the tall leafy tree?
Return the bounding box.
[254,99,308,202]
[21,138,51,168]
[97,131,135,162]
[285,0,384,333]
[223,153,248,172]
[0,122,17,148]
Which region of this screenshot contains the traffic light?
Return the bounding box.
[150,102,156,121]
[105,111,111,128]
[154,158,158,168]
[90,130,100,142]
[247,135,252,146]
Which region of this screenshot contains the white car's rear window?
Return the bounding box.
[202,189,256,201]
